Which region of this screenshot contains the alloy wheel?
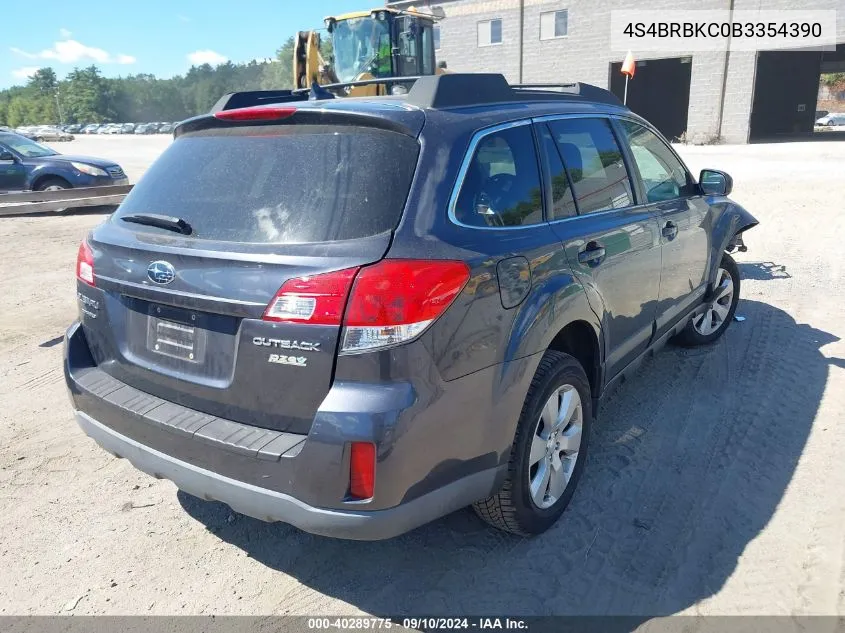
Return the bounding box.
[527,384,583,509]
[693,267,734,336]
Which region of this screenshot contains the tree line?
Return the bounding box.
[0,36,315,127]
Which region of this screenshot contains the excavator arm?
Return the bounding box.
[293,31,337,90]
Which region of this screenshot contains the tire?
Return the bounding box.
[473,350,592,536]
[35,178,72,213]
[673,252,740,347]
[35,177,70,192]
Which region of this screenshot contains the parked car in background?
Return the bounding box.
[32,126,74,142]
[82,124,100,134]
[121,123,136,134]
[815,113,845,127]
[15,127,38,140]
[0,131,128,193]
[157,123,174,133]
[64,74,758,540]
[65,124,83,134]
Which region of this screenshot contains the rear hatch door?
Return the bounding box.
[81,113,421,434]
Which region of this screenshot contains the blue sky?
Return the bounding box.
[1,0,369,88]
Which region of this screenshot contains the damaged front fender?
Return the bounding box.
[708,200,758,285]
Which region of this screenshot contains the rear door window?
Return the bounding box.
[454,124,544,228]
[537,124,577,220]
[113,125,419,244]
[547,118,634,214]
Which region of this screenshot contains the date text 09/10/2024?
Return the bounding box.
[306,617,529,630]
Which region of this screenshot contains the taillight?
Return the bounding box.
[341,260,470,353]
[349,442,376,500]
[262,260,470,353]
[214,106,296,122]
[76,240,95,286]
[263,267,358,325]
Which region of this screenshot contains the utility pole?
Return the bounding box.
[54,87,65,125]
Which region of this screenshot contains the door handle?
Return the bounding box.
[578,242,606,265]
[662,222,678,240]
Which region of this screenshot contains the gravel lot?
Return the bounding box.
[1,136,844,617]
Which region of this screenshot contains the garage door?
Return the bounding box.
[609,57,692,141]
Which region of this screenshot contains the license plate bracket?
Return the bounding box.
[146,309,206,363]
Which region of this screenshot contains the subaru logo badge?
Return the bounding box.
[147,261,175,285]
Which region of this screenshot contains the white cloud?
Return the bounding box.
[10,47,38,59]
[12,67,40,80]
[59,28,72,38]
[187,50,228,65]
[10,39,136,65]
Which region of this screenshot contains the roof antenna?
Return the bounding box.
[309,81,335,101]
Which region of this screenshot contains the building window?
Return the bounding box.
[433,25,441,51]
[478,18,503,47]
[540,9,568,40]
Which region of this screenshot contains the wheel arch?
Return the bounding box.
[546,320,601,397]
[707,200,758,287]
[31,173,71,191]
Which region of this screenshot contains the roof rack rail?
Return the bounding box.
[404,74,623,109]
[211,77,422,112]
[210,73,623,113]
[512,82,622,106]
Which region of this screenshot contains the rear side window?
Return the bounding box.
[548,118,634,215]
[454,124,544,228]
[113,125,419,244]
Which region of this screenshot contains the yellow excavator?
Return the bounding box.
[293,6,443,97]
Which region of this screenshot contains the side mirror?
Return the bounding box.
[699,169,732,196]
[0,150,15,162]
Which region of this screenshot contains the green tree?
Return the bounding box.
[0,53,296,126]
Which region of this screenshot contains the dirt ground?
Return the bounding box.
[1,136,844,617]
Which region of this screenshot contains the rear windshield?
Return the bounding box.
[113,125,419,244]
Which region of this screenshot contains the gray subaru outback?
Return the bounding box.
[64,74,757,540]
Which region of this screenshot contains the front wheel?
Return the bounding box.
[474,350,592,535]
[674,252,740,346]
[35,178,71,213]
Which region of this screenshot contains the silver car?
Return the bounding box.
[32,126,74,142]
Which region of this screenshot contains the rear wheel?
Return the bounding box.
[473,350,591,535]
[674,252,740,346]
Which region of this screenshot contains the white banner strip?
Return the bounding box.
[610,10,838,52]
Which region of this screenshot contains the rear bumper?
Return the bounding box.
[74,410,496,540]
[65,321,511,540]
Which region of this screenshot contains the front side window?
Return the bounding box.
[478,19,503,46]
[433,25,441,50]
[548,118,634,214]
[540,9,568,39]
[454,124,544,228]
[618,119,693,203]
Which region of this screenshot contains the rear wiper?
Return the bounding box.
[121,213,192,235]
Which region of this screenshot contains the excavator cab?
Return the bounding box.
[295,8,438,95]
